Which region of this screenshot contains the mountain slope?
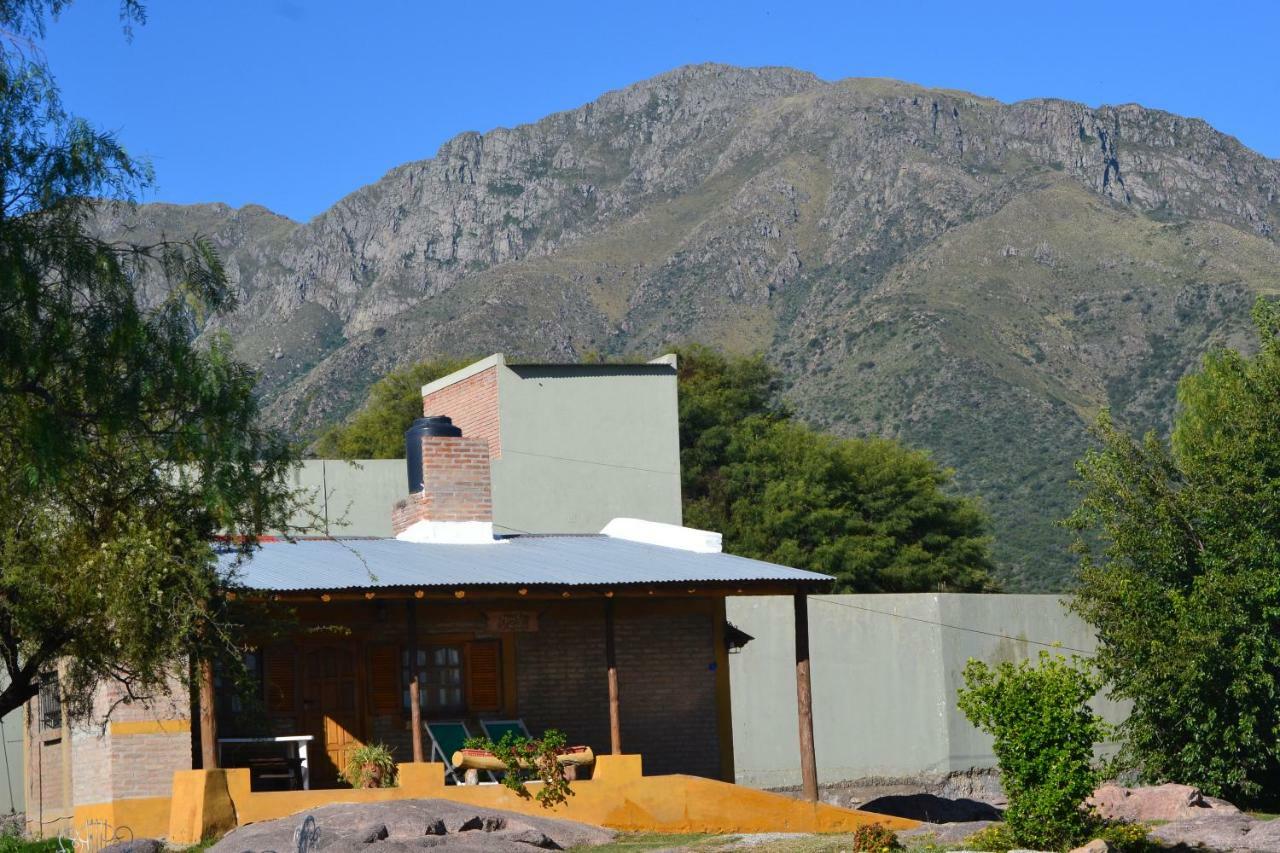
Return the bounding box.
[97,64,1280,590]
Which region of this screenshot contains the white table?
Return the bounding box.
[217,735,314,789]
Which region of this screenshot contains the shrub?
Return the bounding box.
[464,729,573,807]
[342,743,397,788]
[957,651,1107,851]
[962,823,1018,852]
[850,821,902,851]
[1090,819,1159,852]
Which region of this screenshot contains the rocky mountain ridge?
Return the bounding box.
[97,64,1280,590]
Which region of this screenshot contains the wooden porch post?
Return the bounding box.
[407,600,424,762]
[604,598,622,755]
[199,658,218,770]
[794,591,818,802]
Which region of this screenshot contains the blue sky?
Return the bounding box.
[40,0,1280,222]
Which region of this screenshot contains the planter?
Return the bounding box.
[451,745,595,771]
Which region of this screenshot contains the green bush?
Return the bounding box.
[962,823,1018,852]
[1090,819,1159,852]
[957,651,1107,851]
[341,743,397,788]
[962,819,1156,853]
[850,821,902,851]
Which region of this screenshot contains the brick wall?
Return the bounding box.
[421,366,501,460]
[616,608,720,778]
[27,669,192,830]
[392,436,493,533]
[516,601,721,779]
[27,710,68,825]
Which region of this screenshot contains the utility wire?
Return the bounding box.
[808,595,1097,656]
[502,447,679,477]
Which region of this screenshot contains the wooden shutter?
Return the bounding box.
[264,646,296,713]
[369,644,401,716]
[467,640,502,712]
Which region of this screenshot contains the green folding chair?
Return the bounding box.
[425,720,495,784]
[480,719,531,742]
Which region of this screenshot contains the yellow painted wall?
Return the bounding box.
[168,756,916,845]
[71,797,172,847]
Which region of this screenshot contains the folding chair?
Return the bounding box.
[480,718,531,742]
[425,720,496,784]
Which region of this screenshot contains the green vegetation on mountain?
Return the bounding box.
[0,1,294,719]
[95,65,1280,589]
[1069,298,1280,805]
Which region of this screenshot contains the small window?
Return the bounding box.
[38,674,61,732]
[402,645,464,714]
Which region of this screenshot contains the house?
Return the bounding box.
[24,354,901,843]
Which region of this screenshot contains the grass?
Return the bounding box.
[0,837,65,853]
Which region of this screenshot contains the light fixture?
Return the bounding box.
[724,622,755,654]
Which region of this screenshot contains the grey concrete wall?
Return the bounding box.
[0,705,21,814]
[284,460,410,537]
[491,362,682,535]
[726,594,1128,789]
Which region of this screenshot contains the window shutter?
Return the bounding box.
[264,647,296,713]
[467,640,502,712]
[369,644,401,715]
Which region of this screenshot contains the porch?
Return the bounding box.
[210,590,739,790]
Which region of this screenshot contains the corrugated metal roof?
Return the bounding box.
[219,535,830,591]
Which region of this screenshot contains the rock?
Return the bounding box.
[455,814,506,833]
[1150,813,1256,850]
[1243,819,1280,850]
[897,820,997,845]
[503,829,561,849]
[209,800,613,853]
[1069,840,1111,853]
[1087,782,1241,822]
[355,823,388,844]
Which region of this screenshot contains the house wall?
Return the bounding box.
[726,594,1130,789]
[266,596,724,782]
[515,599,723,779]
[283,460,409,538]
[415,354,683,537]
[491,361,682,536]
[25,671,192,837]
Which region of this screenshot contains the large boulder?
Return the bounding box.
[1086,783,1240,822]
[1149,813,1256,851]
[209,800,614,853]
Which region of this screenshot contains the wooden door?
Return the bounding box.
[301,645,362,786]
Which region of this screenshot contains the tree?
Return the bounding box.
[1068,297,1280,804]
[311,357,472,458]
[678,346,997,592]
[0,2,296,720]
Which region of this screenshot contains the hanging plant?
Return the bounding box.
[463,729,574,807]
[342,743,398,788]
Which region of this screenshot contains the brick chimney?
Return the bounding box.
[392,416,495,544]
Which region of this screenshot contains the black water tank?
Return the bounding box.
[404,415,463,492]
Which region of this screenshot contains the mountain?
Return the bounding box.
[96,64,1280,591]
